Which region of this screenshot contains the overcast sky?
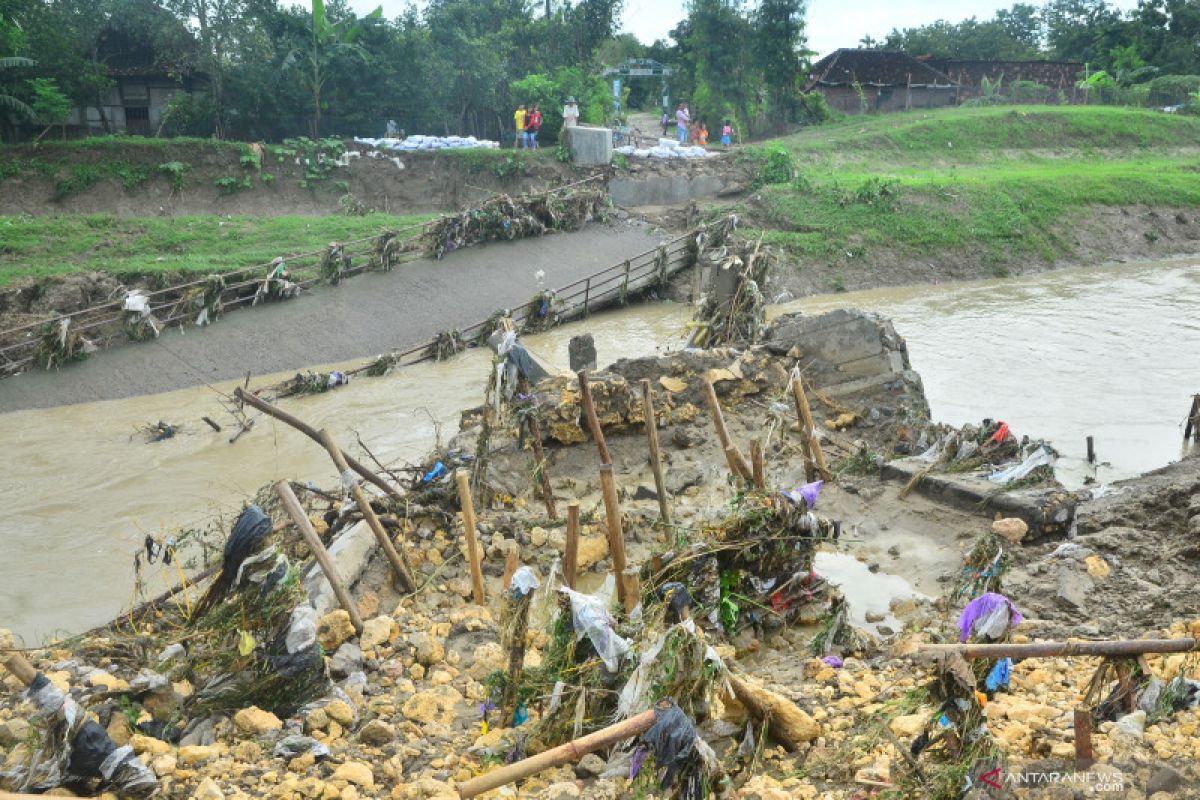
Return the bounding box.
[341,0,1143,58]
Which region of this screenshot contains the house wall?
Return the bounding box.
[930,61,1081,100]
[816,85,958,115]
[67,78,186,134]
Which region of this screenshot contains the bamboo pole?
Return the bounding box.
[702,378,753,481]
[503,545,519,590]
[456,708,657,798]
[456,469,487,606]
[789,370,832,482]
[233,387,403,501]
[1186,395,1200,442]
[750,438,765,490]
[598,464,628,607]
[1074,709,1094,770]
[639,379,671,524]
[274,480,364,635]
[563,501,581,590]
[621,567,641,612]
[576,369,612,465]
[318,429,416,593]
[526,414,558,520]
[916,639,1199,659]
[3,653,37,687]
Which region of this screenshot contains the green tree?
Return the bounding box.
[285,0,381,137]
[0,55,34,136]
[754,0,811,124]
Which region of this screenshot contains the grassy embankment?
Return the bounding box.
[0,213,435,288]
[744,106,1200,282]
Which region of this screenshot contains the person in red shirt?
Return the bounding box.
[526,104,542,149]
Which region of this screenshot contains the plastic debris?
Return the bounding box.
[353,134,500,151]
[958,593,1023,642]
[561,586,630,673]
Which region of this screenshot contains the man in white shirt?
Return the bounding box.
[562,96,580,128]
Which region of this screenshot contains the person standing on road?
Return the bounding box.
[660,108,671,136]
[514,104,527,148]
[675,102,690,144]
[721,119,733,148]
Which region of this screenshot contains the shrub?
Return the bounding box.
[745,144,795,188]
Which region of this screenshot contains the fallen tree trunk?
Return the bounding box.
[916,639,1199,659]
[726,671,821,751]
[233,387,403,501]
[456,708,656,799]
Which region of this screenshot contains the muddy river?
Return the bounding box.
[3,256,1198,643]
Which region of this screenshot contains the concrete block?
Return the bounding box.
[570,125,612,166]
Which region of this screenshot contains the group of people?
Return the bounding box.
[513,103,542,149]
[512,96,580,149]
[662,103,734,148]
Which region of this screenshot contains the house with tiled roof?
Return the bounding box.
[807,49,959,114]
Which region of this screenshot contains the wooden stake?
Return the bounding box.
[274,480,364,635]
[1073,709,1094,770]
[456,469,487,606]
[916,638,1199,659]
[621,567,641,613]
[750,438,765,490]
[456,708,657,798]
[503,544,520,590]
[234,387,403,501]
[576,369,611,465]
[526,414,558,520]
[639,379,671,524]
[3,653,37,687]
[563,501,581,590]
[1086,435,1096,464]
[318,429,416,593]
[789,370,832,482]
[1185,395,1200,442]
[702,378,753,481]
[598,464,628,607]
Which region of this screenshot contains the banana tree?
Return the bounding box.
[0,57,35,134]
[285,0,381,138]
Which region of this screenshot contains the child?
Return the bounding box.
[721,120,733,148]
[527,104,542,149]
[660,109,671,136]
[698,121,709,146]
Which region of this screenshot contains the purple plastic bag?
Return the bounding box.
[821,655,843,668]
[958,593,1023,642]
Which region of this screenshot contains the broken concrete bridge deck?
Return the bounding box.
[0,221,669,412]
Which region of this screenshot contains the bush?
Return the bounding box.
[797,91,831,124]
[1147,75,1200,107]
[158,92,217,138]
[745,144,795,188]
[1010,81,1053,104]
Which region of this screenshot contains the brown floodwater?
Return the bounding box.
[3,255,1198,643]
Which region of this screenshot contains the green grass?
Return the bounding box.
[745,106,1200,271]
[5,135,241,153]
[0,212,436,287]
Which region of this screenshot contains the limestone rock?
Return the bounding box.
[359,616,396,651]
[178,744,221,764]
[233,706,283,735]
[324,700,355,727]
[992,517,1028,543]
[1085,555,1111,578]
[194,776,223,800]
[332,761,374,788]
[574,753,605,778]
[151,754,177,777]
[0,718,31,748]
[329,642,364,679]
[888,713,926,738]
[358,719,395,745]
[410,632,445,667]
[529,527,548,547]
[129,733,170,756]
[318,610,356,651]
[401,688,462,726]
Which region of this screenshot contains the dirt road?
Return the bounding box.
[0,221,667,411]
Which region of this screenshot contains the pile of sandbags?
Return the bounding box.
[615,137,715,160]
[353,135,500,151]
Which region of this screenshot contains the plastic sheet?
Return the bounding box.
[509,565,539,597]
[614,143,715,159]
[561,585,629,673]
[958,593,1022,642]
[642,699,698,789]
[285,605,319,653]
[988,443,1056,484]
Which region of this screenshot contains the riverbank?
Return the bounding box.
[672,106,1200,297]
